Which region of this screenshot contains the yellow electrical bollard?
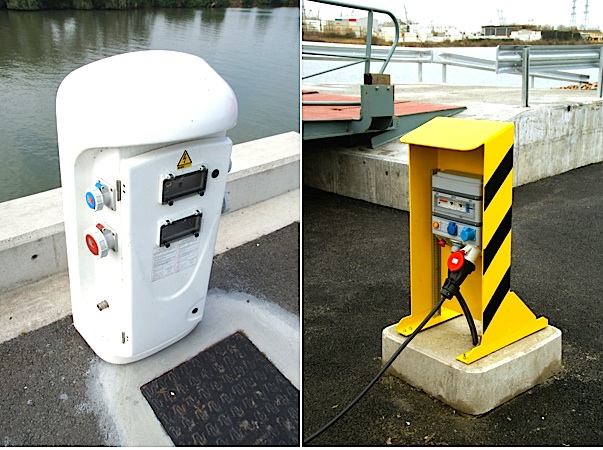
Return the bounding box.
[396,116,548,364]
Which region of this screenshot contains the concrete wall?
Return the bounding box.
[0,132,300,293]
[0,188,68,293]
[513,102,603,185]
[303,144,410,210]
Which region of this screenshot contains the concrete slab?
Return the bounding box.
[226,131,300,212]
[382,319,562,415]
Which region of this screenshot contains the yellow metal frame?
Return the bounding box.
[396,117,548,364]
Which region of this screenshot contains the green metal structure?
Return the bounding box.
[302,0,466,148]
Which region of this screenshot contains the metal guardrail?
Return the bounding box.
[303,42,432,82]
[303,43,433,64]
[303,41,603,106]
[496,45,603,105]
[433,51,589,84]
[434,50,592,105]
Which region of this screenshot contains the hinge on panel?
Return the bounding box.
[116,180,122,201]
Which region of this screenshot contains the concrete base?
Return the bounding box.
[382,318,562,415]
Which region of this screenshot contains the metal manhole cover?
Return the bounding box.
[140,331,299,446]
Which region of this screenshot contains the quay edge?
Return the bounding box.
[302,83,603,210]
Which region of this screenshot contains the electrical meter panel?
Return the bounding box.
[159,209,202,248]
[431,170,483,247]
[159,166,208,206]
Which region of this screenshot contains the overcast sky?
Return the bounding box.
[303,0,601,32]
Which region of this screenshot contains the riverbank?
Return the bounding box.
[302,32,596,47]
[0,0,296,10]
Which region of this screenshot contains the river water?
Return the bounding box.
[0,7,300,203]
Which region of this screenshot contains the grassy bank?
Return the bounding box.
[0,0,297,10]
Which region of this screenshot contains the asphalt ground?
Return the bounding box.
[302,162,603,446]
[0,222,299,446]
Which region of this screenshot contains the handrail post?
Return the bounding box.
[365,10,373,73]
[522,47,530,107]
[303,0,399,75]
[418,62,423,82]
[442,64,447,83]
[598,47,603,98]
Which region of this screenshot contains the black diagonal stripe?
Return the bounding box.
[484,145,513,210]
[483,206,512,275]
[483,267,511,332]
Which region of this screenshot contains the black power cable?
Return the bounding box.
[303,294,448,445]
[305,245,482,445]
[440,250,479,346]
[456,291,479,346]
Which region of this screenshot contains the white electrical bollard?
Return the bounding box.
[56,50,238,364]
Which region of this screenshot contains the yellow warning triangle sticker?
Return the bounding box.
[177,150,193,170]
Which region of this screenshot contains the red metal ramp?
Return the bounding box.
[302,90,467,148]
[302,91,464,121]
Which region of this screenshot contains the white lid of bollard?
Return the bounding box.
[56,50,238,155]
